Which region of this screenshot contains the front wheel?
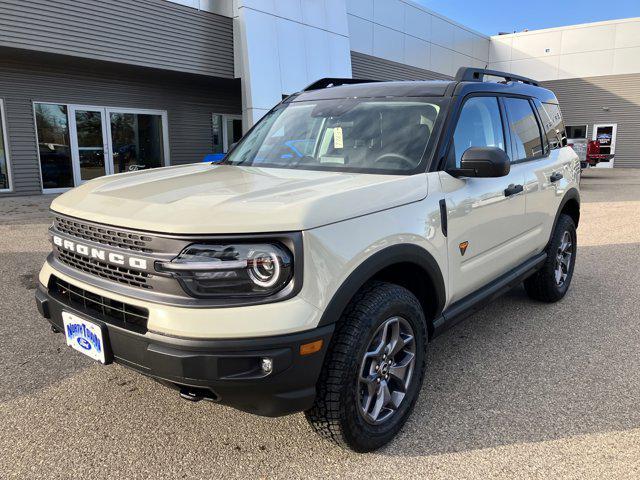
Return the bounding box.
[305,282,427,452]
[524,213,577,302]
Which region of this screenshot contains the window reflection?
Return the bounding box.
[110,112,164,172]
[0,102,9,190]
[35,103,74,189]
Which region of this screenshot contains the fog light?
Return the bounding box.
[261,357,273,374]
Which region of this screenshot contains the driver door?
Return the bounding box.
[439,95,530,304]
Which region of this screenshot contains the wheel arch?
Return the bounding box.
[316,244,446,338]
[550,188,580,244]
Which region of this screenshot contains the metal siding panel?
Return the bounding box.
[0,0,234,78]
[0,55,241,196]
[351,51,452,81]
[542,73,640,168]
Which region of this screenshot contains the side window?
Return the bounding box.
[538,102,567,150]
[452,96,505,167]
[504,97,543,161]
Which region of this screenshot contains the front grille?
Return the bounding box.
[50,276,149,333]
[54,216,153,253]
[56,247,152,289]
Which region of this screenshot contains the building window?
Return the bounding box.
[566,125,587,139]
[35,103,74,190]
[212,114,243,154]
[0,99,12,191]
[35,103,169,192]
[110,112,166,173]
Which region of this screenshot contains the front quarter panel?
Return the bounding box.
[300,173,448,324]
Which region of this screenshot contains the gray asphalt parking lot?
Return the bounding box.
[1,169,639,479]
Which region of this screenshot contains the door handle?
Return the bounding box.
[550,172,563,183]
[504,184,524,197]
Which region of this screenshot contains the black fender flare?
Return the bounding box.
[317,244,446,327]
[549,187,580,244]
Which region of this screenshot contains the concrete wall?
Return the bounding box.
[346,0,489,77]
[489,18,640,81]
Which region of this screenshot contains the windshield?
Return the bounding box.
[223,97,445,174]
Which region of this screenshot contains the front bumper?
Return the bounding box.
[36,284,333,417]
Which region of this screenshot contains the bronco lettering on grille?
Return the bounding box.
[52,235,149,270]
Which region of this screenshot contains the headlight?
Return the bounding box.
[156,243,293,298]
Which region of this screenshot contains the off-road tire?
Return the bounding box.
[524,213,577,302]
[305,281,427,452]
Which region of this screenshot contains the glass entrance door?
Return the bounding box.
[37,103,170,192]
[69,106,110,183]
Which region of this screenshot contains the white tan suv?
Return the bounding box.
[36,68,580,452]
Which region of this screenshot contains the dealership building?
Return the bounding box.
[0,0,638,196]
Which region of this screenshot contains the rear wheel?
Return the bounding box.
[524,213,577,302]
[305,282,427,452]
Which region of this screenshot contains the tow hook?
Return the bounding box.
[179,387,218,402]
[51,325,61,334]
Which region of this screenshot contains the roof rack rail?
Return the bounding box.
[454,67,539,86]
[302,77,380,92]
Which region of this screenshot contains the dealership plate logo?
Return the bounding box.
[62,312,106,363]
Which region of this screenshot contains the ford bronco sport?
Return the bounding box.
[36,68,580,452]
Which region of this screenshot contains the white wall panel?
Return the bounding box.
[240,8,282,110]
[301,0,327,30]
[274,0,303,23]
[240,0,275,13]
[326,0,350,36]
[373,0,404,32]
[454,28,473,57]
[348,14,374,54]
[511,31,562,60]
[431,16,454,49]
[559,50,614,78]
[304,26,332,81]
[404,4,431,41]
[561,24,616,54]
[452,52,471,76]
[373,24,404,61]
[472,35,489,62]
[346,0,373,20]
[430,43,453,76]
[276,18,307,94]
[404,35,429,69]
[615,21,640,49]
[490,19,640,80]
[329,34,354,76]
[510,56,560,81]
[236,0,352,127]
[490,60,511,72]
[613,47,640,75]
[489,35,512,63]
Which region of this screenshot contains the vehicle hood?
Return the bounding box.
[51,164,429,234]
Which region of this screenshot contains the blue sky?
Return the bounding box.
[416,0,640,35]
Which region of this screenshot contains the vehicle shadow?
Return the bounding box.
[382,242,640,457]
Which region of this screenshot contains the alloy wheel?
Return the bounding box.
[555,230,573,287]
[357,316,416,425]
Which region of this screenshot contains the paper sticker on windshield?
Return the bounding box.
[334,127,344,149]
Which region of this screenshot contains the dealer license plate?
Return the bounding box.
[62,312,106,364]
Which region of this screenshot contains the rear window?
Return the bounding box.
[538,102,567,150]
[504,97,544,161]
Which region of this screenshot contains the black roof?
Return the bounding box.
[291,67,558,104]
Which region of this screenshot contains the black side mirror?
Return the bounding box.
[448,147,510,178]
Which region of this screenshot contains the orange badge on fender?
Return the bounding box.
[459,241,469,256]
